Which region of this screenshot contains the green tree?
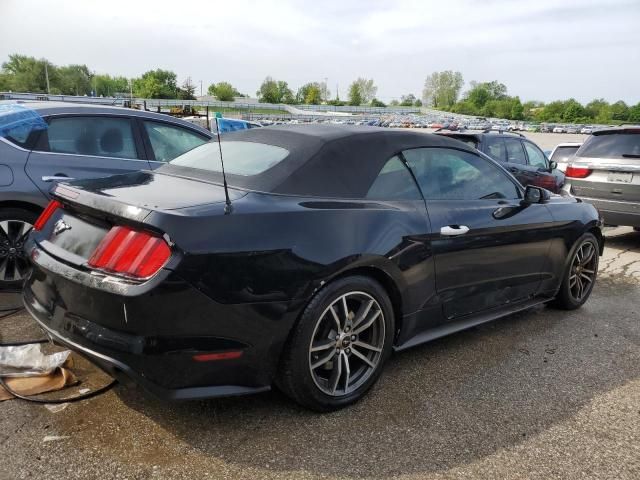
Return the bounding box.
[1,54,51,93]
[610,100,630,121]
[370,98,386,107]
[347,82,363,106]
[628,102,640,123]
[414,99,422,107]
[256,76,288,103]
[208,81,238,101]
[178,77,196,100]
[94,74,129,97]
[277,81,295,104]
[350,78,377,104]
[422,71,464,108]
[561,99,586,123]
[56,64,92,95]
[399,93,416,106]
[133,69,178,98]
[510,96,524,120]
[296,82,322,104]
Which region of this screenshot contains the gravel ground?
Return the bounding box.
[1,228,639,480]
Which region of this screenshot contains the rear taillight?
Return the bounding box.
[88,226,171,279]
[565,166,592,179]
[33,200,62,231]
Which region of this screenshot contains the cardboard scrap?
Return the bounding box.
[0,367,78,401]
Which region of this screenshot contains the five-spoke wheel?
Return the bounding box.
[309,292,385,396]
[552,232,600,310]
[278,276,393,411]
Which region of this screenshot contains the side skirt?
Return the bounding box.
[394,296,552,352]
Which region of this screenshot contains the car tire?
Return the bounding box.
[550,233,599,310]
[0,208,39,290]
[277,275,395,412]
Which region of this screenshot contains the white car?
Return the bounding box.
[553,126,566,133]
[580,126,594,134]
[548,142,582,172]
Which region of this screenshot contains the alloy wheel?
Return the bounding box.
[0,219,33,283]
[569,240,597,302]
[308,291,385,396]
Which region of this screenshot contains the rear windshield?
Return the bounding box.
[577,132,640,159]
[550,145,580,162]
[169,141,289,176]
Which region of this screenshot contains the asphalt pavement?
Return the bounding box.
[1,228,639,480]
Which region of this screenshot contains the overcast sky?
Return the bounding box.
[1,0,638,104]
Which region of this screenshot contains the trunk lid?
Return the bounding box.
[34,170,243,270]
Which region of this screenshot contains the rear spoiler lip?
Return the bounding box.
[51,183,153,224]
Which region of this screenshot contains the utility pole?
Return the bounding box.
[200,80,203,97]
[44,62,50,94]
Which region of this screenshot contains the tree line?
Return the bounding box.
[1,54,638,122]
[423,70,640,124]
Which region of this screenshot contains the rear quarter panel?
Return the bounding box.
[144,192,436,320]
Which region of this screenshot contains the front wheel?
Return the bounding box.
[277,276,395,412]
[551,233,599,310]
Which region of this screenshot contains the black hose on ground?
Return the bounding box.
[0,291,118,403]
[0,375,117,403]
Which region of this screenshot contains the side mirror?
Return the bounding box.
[549,160,558,171]
[522,185,550,205]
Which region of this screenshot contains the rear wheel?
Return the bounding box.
[277,276,394,412]
[0,208,39,290]
[551,233,599,310]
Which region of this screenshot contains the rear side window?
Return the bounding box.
[46,117,138,159]
[577,132,640,159]
[366,155,422,200]
[484,137,506,162]
[169,141,289,176]
[550,145,580,163]
[504,139,527,165]
[144,121,208,162]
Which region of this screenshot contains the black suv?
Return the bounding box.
[435,130,565,193]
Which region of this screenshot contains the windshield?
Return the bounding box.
[169,141,289,176]
[577,132,640,159]
[550,145,580,163]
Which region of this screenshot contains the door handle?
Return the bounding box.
[440,225,469,236]
[42,176,75,183]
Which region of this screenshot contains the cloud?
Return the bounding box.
[0,0,638,103]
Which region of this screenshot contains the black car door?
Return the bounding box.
[502,137,538,186]
[403,146,555,320]
[522,140,560,191]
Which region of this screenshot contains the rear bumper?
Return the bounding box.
[22,245,297,401]
[564,193,640,227]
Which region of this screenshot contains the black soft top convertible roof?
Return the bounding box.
[162,124,475,198]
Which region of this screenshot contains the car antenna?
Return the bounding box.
[214,116,233,214]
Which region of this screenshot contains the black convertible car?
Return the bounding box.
[22,125,603,411]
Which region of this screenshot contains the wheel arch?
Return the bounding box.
[319,265,405,342]
[0,200,44,217]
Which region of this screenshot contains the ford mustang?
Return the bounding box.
[22,125,603,411]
